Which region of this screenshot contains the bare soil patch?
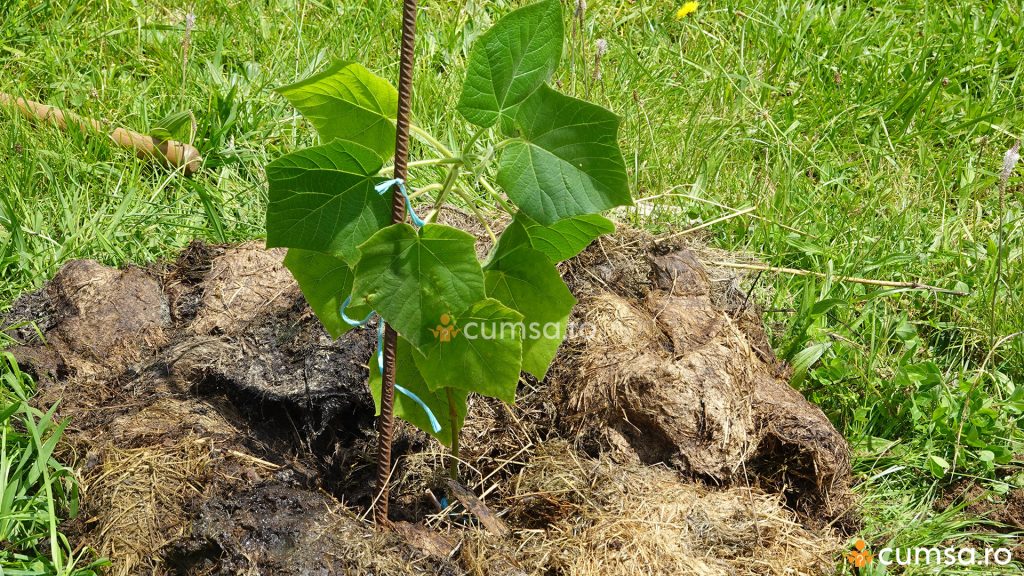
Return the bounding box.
[935,481,1024,558]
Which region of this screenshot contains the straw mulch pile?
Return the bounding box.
[2,221,852,575]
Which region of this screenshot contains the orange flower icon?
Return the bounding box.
[430,313,461,343]
[845,539,873,568]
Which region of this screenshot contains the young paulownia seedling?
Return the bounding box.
[264,0,631,478]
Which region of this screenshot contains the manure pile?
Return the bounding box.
[3,225,854,575]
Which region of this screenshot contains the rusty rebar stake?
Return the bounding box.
[375,0,418,526]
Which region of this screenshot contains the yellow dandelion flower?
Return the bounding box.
[675,1,698,19]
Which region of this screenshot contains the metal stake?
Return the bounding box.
[375,0,418,526]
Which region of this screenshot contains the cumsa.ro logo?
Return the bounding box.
[846,539,873,568]
[431,315,595,342]
[430,313,460,343]
[844,538,1014,569]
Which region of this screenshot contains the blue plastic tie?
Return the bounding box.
[335,182,438,433]
[375,316,441,433]
[375,178,426,227]
[376,320,385,373]
[339,295,375,327]
[395,384,442,433]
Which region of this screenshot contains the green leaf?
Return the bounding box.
[457,0,563,127]
[790,342,829,387]
[809,298,846,316]
[927,455,950,478]
[521,314,567,379]
[277,60,398,158]
[485,223,575,378]
[498,84,632,224]
[488,215,533,263]
[352,224,485,350]
[284,249,373,339]
[412,299,524,403]
[265,139,389,265]
[370,336,468,448]
[990,445,1014,464]
[517,212,615,262]
[150,110,194,142]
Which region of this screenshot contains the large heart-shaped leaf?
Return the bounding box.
[497,84,632,224]
[284,249,362,339]
[265,139,389,265]
[277,60,398,158]
[352,224,485,350]
[485,222,575,378]
[517,212,615,262]
[412,298,524,403]
[457,0,563,128]
[520,314,568,378]
[370,335,468,448]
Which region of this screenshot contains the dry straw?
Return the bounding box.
[461,443,840,576]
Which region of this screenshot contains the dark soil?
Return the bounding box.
[2,229,854,575]
[934,481,1024,560]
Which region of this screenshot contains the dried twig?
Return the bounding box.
[707,260,968,296]
[655,206,756,241]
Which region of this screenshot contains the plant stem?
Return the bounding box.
[991,190,1005,352]
[411,124,455,158]
[463,125,489,153]
[446,388,461,481]
[410,116,511,231]
[427,164,462,222]
[492,137,520,153]
[411,157,461,168]
[452,186,498,243]
[478,178,515,214]
[379,157,461,175]
[708,260,969,296]
[408,183,443,199]
[457,182,497,213]
[990,140,1020,350]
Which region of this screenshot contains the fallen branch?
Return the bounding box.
[225,449,280,470]
[446,480,510,537]
[655,206,756,241]
[707,260,968,296]
[0,92,201,176]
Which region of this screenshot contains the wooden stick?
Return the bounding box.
[0,92,201,176]
[446,480,510,537]
[707,259,969,296]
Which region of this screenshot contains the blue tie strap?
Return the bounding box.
[395,384,442,433]
[336,193,438,433]
[377,320,385,373]
[375,178,426,227]
[374,315,441,433]
[339,295,375,327]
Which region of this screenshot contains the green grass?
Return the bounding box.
[0,353,105,575]
[1,0,1022,572]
